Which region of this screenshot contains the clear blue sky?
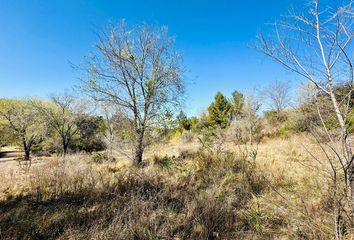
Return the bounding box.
[0,0,315,116]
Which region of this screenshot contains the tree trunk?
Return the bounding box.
[276,108,281,121]
[22,137,30,160]
[108,142,113,161]
[134,128,145,166]
[107,129,114,161]
[350,164,354,211]
[24,148,30,161]
[62,138,69,156]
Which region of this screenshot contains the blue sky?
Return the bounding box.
[0,0,312,115]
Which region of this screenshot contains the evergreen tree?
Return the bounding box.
[177,111,191,131]
[231,90,244,119]
[208,92,233,128]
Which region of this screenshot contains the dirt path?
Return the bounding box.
[0,146,23,161]
[0,146,24,175]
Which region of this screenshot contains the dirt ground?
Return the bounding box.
[0,146,24,175]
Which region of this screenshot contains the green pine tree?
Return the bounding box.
[208,92,233,128]
[231,90,244,119]
[177,111,191,131]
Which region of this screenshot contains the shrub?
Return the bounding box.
[348,108,354,133]
[181,131,194,143]
[278,125,291,138]
[91,152,109,163]
[152,155,172,168]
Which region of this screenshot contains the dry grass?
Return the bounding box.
[0,134,344,239]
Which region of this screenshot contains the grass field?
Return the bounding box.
[0,134,336,239]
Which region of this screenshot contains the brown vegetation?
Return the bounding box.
[0,1,353,239]
[0,134,344,239]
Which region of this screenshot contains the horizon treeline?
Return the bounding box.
[1,82,352,159]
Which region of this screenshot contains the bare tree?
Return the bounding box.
[100,102,123,160]
[32,94,85,156]
[296,82,317,107]
[264,80,291,119]
[257,0,354,235]
[0,99,43,161]
[242,92,262,146]
[82,21,184,165]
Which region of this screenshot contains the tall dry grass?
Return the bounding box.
[0,134,346,239]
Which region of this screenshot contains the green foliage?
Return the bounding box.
[177,111,191,131]
[74,115,106,152]
[264,110,287,124]
[0,118,14,146]
[264,110,278,124]
[0,121,7,147]
[282,84,353,133]
[0,98,45,158]
[208,92,233,128]
[231,90,244,118]
[278,125,291,138]
[289,103,319,132]
[152,155,172,168]
[91,152,110,163]
[156,110,177,137]
[31,95,83,155]
[239,198,269,234]
[168,129,182,140]
[347,108,354,133]
[194,112,212,132]
[190,116,199,129]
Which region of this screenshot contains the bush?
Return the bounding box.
[91,152,109,163]
[181,131,194,143]
[348,109,354,133]
[278,125,291,138]
[264,110,287,123]
[152,155,172,168]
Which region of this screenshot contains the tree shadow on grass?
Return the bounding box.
[0,191,118,240]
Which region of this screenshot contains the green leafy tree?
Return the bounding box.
[0,99,44,160]
[231,90,244,119]
[32,94,85,156]
[208,92,233,128]
[0,117,9,147]
[75,115,106,152]
[194,111,211,131]
[190,116,199,131]
[160,110,177,136]
[177,111,191,131]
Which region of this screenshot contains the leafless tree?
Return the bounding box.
[257,0,354,236]
[228,92,261,164]
[243,92,262,146]
[100,102,124,160]
[296,82,318,107]
[264,80,291,119]
[81,21,184,165]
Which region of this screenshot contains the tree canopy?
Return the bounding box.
[82,21,185,165]
[208,92,233,128]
